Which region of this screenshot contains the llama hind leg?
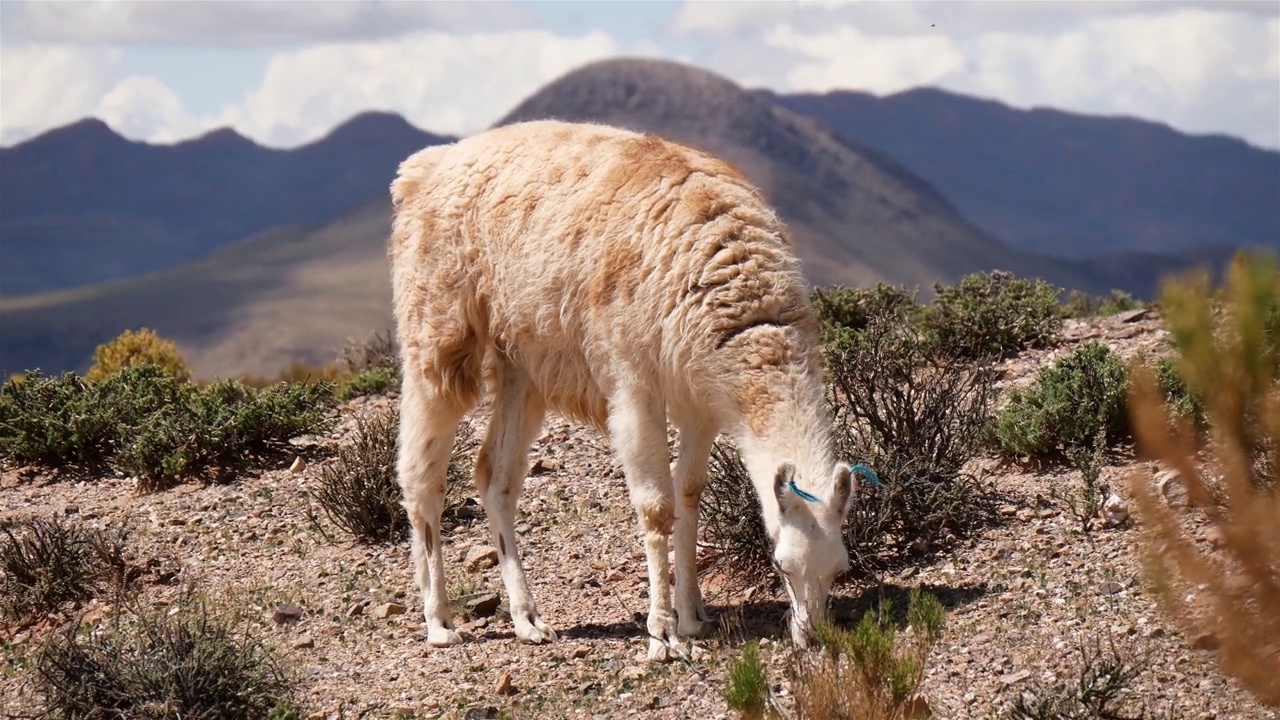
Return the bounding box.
[608,384,684,662]
[476,361,556,644]
[398,370,470,647]
[673,420,717,637]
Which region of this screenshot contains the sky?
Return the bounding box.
[1,0,1277,151]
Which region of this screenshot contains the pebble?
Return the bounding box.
[373,602,407,619]
[272,602,304,624]
[293,634,315,649]
[495,672,515,695]
[462,592,501,618]
[464,546,498,571]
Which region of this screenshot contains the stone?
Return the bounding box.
[1099,581,1124,595]
[463,592,501,618]
[1102,493,1129,525]
[572,645,592,659]
[272,602,304,624]
[495,672,515,695]
[293,634,315,649]
[1115,307,1153,323]
[620,665,646,681]
[997,505,1018,516]
[289,456,306,474]
[346,600,369,617]
[1156,469,1188,506]
[1193,632,1220,651]
[373,602,407,619]
[1000,669,1031,687]
[464,546,499,571]
[529,457,560,476]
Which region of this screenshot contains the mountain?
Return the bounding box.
[768,87,1280,260]
[494,57,1100,292]
[0,58,1244,380]
[0,113,453,296]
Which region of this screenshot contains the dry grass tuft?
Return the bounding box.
[1126,250,1280,707]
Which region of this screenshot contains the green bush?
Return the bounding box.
[924,270,1064,360]
[32,593,303,719]
[0,365,335,488]
[1061,289,1141,319]
[811,283,921,340]
[86,328,190,383]
[993,341,1131,461]
[336,367,396,402]
[723,641,770,720]
[825,302,999,573]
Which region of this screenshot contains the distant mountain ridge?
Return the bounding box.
[1,57,1272,380]
[768,87,1280,260]
[0,112,454,296]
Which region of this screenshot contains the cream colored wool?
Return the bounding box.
[388,119,855,660]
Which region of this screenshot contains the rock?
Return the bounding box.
[1000,669,1032,687]
[289,456,306,474]
[572,645,592,659]
[464,546,499,571]
[529,457,559,476]
[1016,509,1035,522]
[272,602,304,624]
[1156,469,1188,506]
[1099,581,1124,595]
[64,505,79,515]
[495,672,515,695]
[463,708,498,720]
[997,505,1018,516]
[346,600,369,617]
[1102,493,1129,525]
[1202,526,1226,547]
[1144,626,1167,639]
[1116,307,1153,323]
[620,665,646,681]
[373,602,407,619]
[293,634,315,649]
[902,695,932,719]
[463,592,501,618]
[516,522,531,534]
[1193,632,1220,651]
[1035,508,1059,519]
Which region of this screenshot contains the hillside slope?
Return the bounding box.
[0,113,452,296]
[770,88,1280,260]
[495,57,1095,292]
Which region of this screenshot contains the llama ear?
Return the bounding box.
[773,463,797,511]
[830,463,854,516]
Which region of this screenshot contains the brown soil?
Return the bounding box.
[2,310,1276,719]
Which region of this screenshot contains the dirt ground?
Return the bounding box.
[2,310,1277,719]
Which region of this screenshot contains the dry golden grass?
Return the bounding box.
[1126,250,1280,707]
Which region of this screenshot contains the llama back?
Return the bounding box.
[388,120,819,428]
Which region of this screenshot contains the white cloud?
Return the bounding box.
[685,3,1280,149]
[0,0,534,47]
[216,30,627,145]
[0,43,124,143]
[94,76,199,143]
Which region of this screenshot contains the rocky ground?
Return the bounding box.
[2,309,1277,719]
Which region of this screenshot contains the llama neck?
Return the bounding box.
[729,368,836,502]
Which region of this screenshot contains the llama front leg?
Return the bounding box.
[477,361,557,644]
[673,421,717,637]
[397,374,467,647]
[608,385,684,662]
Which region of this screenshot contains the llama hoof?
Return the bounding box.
[514,612,558,644]
[646,635,690,663]
[426,625,464,647]
[677,617,714,638]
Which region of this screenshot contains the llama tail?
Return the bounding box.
[390,144,450,210]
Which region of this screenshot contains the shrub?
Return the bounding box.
[923,270,1063,360]
[811,283,922,339]
[1006,637,1151,719]
[31,592,303,719]
[1152,356,1207,430]
[1127,250,1280,706]
[335,330,402,401]
[315,409,476,544]
[85,328,190,383]
[1061,289,1142,319]
[336,368,397,402]
[1061,432,1110,534]
[700,442,774,593]
[792,589,945,719]
[0,515,132,624]
[825,303,998,574]
[993,342,1131,461]
[723,641,770,720]
[0,364,335,488]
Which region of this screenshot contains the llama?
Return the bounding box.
[388,119,857,661]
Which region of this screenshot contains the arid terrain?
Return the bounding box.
[2,309,1277,720]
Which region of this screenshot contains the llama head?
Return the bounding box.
[769,461,856,647]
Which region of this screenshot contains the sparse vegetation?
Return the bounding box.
[723,641,771,720]
[1127,251,1280,706]
[85,327,191,383]
[791,588,945,719]
[923,270,1063,360]
[0,364,335,488]
[1061,289,1142,319]
[31,591,303,719]
[315,409,477,544]
[700,441,774,592]
[824,288,999,574]
[0,515,132,624]
[1006,636,1152,719]
[993,342,1131,462]
[1062,432,1111,534]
